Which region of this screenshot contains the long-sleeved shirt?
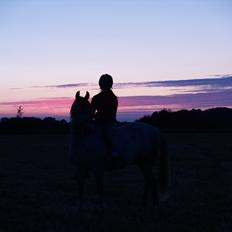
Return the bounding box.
[91,90,118,124]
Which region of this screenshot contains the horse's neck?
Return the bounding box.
[72,120,101,139]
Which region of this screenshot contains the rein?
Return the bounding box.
[72,119,96,138]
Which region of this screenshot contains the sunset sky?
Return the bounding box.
[0,0,232,121]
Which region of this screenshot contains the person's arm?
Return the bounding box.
[113,96,118,121]
[90,96,97,120]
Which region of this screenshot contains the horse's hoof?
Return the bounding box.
[159,192,170,202]
[76,203,83,212]
[138,201,148,212]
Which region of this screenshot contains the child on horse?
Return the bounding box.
[91,74,118,158]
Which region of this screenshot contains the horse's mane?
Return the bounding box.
[70,96,92,121]
[70,100,78,120]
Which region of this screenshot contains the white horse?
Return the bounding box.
[70,91,169,208]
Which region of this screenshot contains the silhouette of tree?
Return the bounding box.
[16,106,23,118]
[0,107,232,134]
[138,107,232,132]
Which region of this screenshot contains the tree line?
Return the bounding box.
[0,107,232,134]
[137,107,232,132]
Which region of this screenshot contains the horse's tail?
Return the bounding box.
[158,135,170,197]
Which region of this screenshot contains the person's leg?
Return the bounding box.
[100,123,118,158]
[99,124,112,157]
[105,123,119,157]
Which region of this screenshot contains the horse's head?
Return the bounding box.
[70,91,92,124]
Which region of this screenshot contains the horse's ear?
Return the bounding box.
[75,91,80,99]
[85,91,90,100]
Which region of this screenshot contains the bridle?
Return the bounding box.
[71,95,95,137]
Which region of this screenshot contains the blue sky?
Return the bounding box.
[0,0,232,88]
[0,0,231,121]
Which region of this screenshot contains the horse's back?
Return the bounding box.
[113,122,161,162]
[70,121,161,168]
[115,121,160,142]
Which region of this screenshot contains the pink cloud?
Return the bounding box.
[1,89,232,121]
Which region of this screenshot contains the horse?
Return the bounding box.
[69,91,170,208]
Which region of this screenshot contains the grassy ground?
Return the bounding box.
[0,132,231,232]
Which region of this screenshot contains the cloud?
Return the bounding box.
[30,83,92,88]
[0,97,73,118]
[155,75,232,87]
[0,97,72,106]
[29,75,232,93]
[119,89,232,107]
[1,75,232,120]
[9,87,25,90]
[1,88,231,111]
[115,75,232,89]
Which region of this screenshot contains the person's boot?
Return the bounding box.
[112,151,119,158]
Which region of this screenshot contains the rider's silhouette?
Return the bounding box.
[91,74,118,157]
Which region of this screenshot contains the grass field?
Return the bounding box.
[0,132,231,232]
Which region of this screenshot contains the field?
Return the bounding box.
[0,132,231,232]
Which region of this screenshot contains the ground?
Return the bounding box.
[0,132,231,232]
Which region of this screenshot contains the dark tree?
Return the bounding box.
[16,106,23,118]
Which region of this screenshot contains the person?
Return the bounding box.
[91,74,118,158]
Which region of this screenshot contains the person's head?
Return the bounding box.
[99,74,113,91]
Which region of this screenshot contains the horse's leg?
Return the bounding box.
[77,176,85,208]
[75,167,86,209]
[158,137,170,202]
[95,169,104,205]
[151,175,159,207]
[139,163,153,207]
